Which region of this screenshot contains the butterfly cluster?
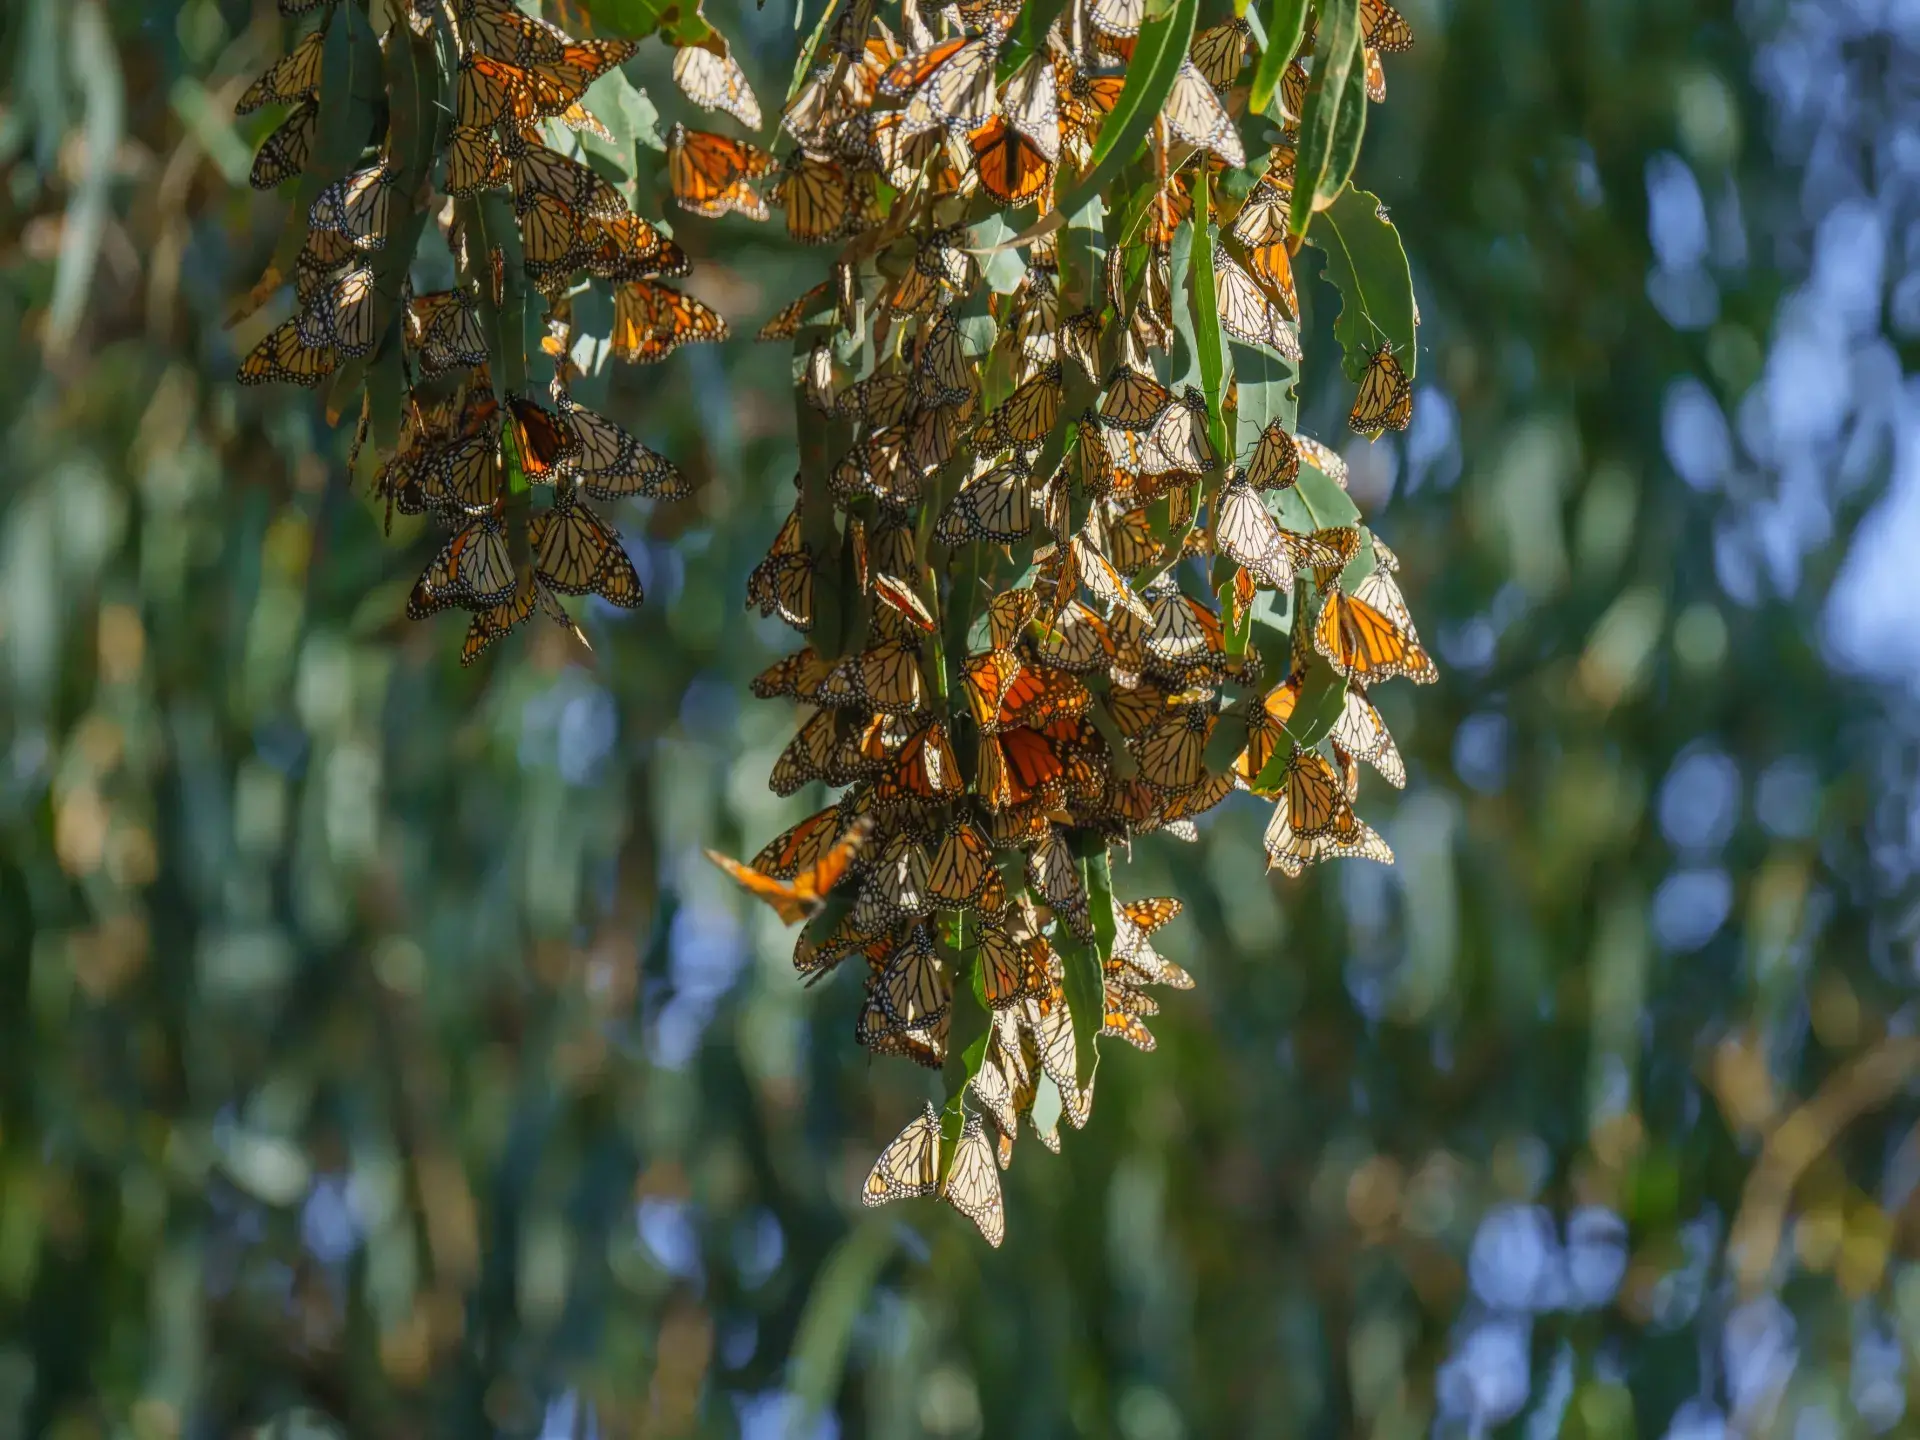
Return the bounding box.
[697,0,1433,1244]
[233,0,735,663]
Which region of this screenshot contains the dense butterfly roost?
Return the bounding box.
[697,0,1435,1244]
[232,0,737,664]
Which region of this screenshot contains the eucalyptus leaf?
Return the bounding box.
[1305,184,1419,380]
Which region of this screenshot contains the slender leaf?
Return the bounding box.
[786,1220,896,1435]
[1287,0,1360,239]
[1316,35,1369,206]
[1250,0,1309,115]
[581,0,714,46]
[1187,180,1231,469]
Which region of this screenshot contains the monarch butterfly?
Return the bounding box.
[1102,980,1159,1052]
[237,316,338,387]
[460,570,585,666]
[854,838,936,935]
[1134,708,1214,792]
[1246,420,1301,490]
[1101,364,1172,431]
[855,992,949,1068]
[771,151,859,244]
[1028,601,1112,673]
[1087,0,1145,39]
[517,189,590,290]
[914,311,974,406]
[970,368,1060,455]
[940,1113,1006,1247]
[530,495,645,607]
[1123,893,1183,936]
[1264,784,1395,876]
[1002,54,1061,160]
[707,813,873,924]
[1141,390,1218,477]
[1349,345,1413,436]
[1029,989,1091,1124]
[236,29,323,114]
[577,211,691,285]
[872,719,963,805]
[1145,588,1225,670]
[886,227,972,315]
[1364,45,1387,103]
[1213,479,1298,590]
[863,1104,942,1204]
[1026,827,1090,937]
[456,0,570,65]
[249,101,316,190]
[1331,683,1407,789]
[1230,194,1300,321]
[1360,0,1415,52]
[407,513,517,617]
[406,289,489,376]
[610,281,728,363]
[968,1024,1032,1162]
[759,281,833,342]
[294,263,378,358]
[671,42,763,130]
[455,44,634,130]
[884,36,999,137]
[996,663,1092,734]
[976,921,1047,1008]
[308,160,394,250]
[1190,18,1252,89]
[872,574,936,633]
[747,805,849,880]
[1314,584,1435,685]
[505,394,574,481]
[968,117,1054,207]
[409,429,503,517]
[1215,245,1302,360]
[506,135,627,222]
[551,392,687,501]
[1278,58,1310,124]
[1162,58,1245,167]
[925,821,999,910]
[768,708,839,795]
[837,371,919,427]
[747,513,814,630]
[666,123,774,220]
[750,646,833,701]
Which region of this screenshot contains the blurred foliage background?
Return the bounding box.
[3,0,1918,1435]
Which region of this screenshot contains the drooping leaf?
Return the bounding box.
[1287,0,1360,239]
[1250,0,1309,116]
[1306,183,1418,380]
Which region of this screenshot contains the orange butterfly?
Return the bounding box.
[505,394,574,480]
[969,117,1053,206]
[706,815,874,925]
[611,281,729,363]
[666,123,775,220]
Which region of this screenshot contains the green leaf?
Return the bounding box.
[787,0,838,102]
[1317,32,1369,206]
[1187,181,1231,468]
[786,1220,896,1433]
[1287,0,1360,239]
[1227,339,1299,459]
[969,215,1030,294]
[1060,833,1114,1091]
[1052,0,1196,222]
[580,0,714,46]
[1250,0,1309,115]
[1305,183,1418,380]
[1275,458,1361,533]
